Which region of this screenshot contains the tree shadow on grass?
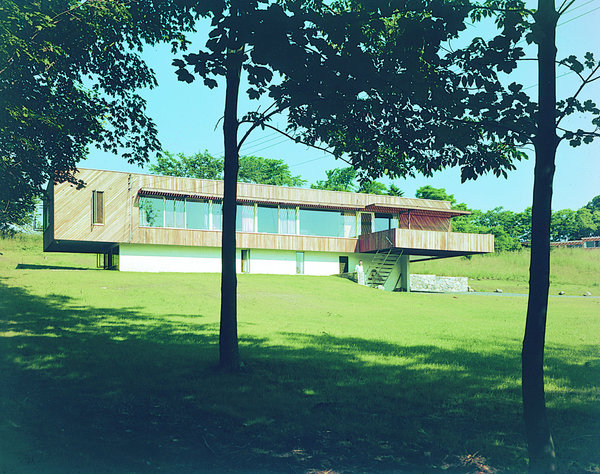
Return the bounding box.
[1,280,598,473]
[15,263,96,271]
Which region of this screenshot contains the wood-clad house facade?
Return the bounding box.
[44,168,494,291]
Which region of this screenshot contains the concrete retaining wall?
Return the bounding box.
[410,274,468,293]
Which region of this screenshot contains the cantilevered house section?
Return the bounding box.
[43,168,494,291]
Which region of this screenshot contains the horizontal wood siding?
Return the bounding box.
[126,169,453,211]
[49,169,487,257]
[359,229,494,254]
[137,227,358,252]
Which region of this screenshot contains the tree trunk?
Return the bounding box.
[522,0,558,470]
[219,14,243,371]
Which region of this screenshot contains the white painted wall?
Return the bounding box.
[119,243,377,277]
[119,244,222,273]
[245,249,297,275]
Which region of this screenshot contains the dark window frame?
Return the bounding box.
[92,190,104,225]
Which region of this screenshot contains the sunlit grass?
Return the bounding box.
[0,234,599,471]
[416,247,600,295]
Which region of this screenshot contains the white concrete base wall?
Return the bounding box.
[247,249,296,275]
[119,244,223,273]
[119,244,373,276]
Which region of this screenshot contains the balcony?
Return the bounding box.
[359,228,494,257]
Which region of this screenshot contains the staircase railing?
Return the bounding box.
[366,235,403,288]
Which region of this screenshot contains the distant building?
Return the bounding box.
[551,236,600,249]
[43,168,494,291]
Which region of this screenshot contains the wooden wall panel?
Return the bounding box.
[359,229,494,254]
[49,169,487,257]
[409,214,451,232]
[53,169,131,244]
[121,168,453,212]
[136,227,358,253]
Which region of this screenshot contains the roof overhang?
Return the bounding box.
[137,188,469,215]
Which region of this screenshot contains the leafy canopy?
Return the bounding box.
[149,150,306,187]
[0,0,198,227]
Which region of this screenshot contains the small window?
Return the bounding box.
[296,252,304,275]
[92,191,104,225]
[241,249,250,273]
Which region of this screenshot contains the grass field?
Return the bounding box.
[1,235,599,472]
[416,248,600,295]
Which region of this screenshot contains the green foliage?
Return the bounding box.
[149,150,306,187]
[238,155,306,187]
[0,0,198,228]
[311,167,357,192]
[311,167,402,195]
[387,184,404,197]
[357,180,388,195]
[150,150,223,180]
[415,186,456,205]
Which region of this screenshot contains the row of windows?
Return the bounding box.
[138,196,401,238]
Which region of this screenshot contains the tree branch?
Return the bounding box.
[557,0,576,16]
[236,102,282,151]
[469,5,535,15]
[259,123,349,163]
[556,62,600,127]
[0,0,100,76]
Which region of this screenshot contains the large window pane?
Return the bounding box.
[279,206,297,234]
[165,198,185,228]
[343,212,357,237]
[374,213,393,232]
[300,208,344,237]
[211,201,222,230]
[139,196,164,227]
[258,205,278,233]
[236,204,255,232]
[186,199,209,230]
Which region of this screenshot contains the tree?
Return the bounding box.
[238,155,306,187]
[550,208,577,241]
[0,0,197,228]
[149,150,306,186]
[311,167,400,195]
[387,184,405,197]
[150,151,224,180]
[172,1,486,370]
[173,0,343,370]
[276,1,599,467]
[415,186,457,205]
[357,180,388,195]
[311,167,357,192]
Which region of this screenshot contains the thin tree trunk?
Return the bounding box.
[219,12,243,371]
[522,0,558,470]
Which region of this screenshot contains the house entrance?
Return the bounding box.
[241,249,250,273]
[339,256,349,273]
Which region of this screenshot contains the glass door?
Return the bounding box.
[360,212,373,235]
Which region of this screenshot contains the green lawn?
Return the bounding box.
[415,247,600,296]
[1,235,599,472]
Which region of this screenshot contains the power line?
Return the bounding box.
[243,137,291,154]
[239,130,279,147]
[240,133,288,153]
[560,0,596,15]
[558,5,600,25]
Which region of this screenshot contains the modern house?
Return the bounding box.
[43,168,494,291]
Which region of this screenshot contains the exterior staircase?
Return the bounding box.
[366,247,403,288]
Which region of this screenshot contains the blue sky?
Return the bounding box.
[83,2,600,212]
